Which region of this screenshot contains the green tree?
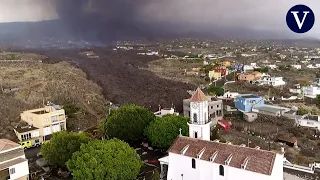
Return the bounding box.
[104,104,155,141]
[66,139,142,180]
[41,131,90,167]
[297,93,303,99]
[151,169,160,180]
[63,103,80,115]
[316,95,320,107]
[210,126,220,140]
[254,67,269,73]
[298,108,309,115]
[144,115,188,149]
[207,85,224,96]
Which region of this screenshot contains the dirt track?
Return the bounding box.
[26,48,195,112]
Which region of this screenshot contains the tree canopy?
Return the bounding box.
[144,115,189,149]
[207,85,224,96]
[316,95,320,107]
[104,104,156,141]
[41,131,90,167]
[66,139,142,180]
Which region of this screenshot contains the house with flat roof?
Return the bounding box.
[15,102,66,143]
[234,94,291,120]
[13,125,42,149]
[234,95,264,113]
[296,114,320,131]
[0,139,29,180]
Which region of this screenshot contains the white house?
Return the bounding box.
[159,136,284,180]
[243,63,259,72]
[291,65,302,69]
[0,139,29,180]
[301,85,320,97]
[223,92,239,99]
[258,75,286,86]
[296,114,320,131]
[154,107,179,117]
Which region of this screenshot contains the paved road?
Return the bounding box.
[25,146,41,159]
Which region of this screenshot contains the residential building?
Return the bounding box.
[230,64,244,71]
[223,92,239,99]
[159,136,284,180]
[220,61,231,67]
[301,85,320,97]
[237,73,255,81]
[234,95,264,113]
[213,67,228,76]
[258,75,286,86]
[183,88,223,126]
[291,65,301,69]
[18,102,66,141]
[296,114,320,131]
[208,70,221,81]
[235,94,290,116]
[237,72,261,82]
[154,107,179,117]
[13,125,42,149]
[0,139,29,180]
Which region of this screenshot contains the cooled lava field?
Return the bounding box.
[26,47,195,112]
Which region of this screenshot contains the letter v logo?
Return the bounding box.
[286,5,315,33]
[291,11,309,29]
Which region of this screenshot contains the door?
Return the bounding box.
[194,132,198,138]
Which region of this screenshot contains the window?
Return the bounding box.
[60,123,65,131]
[194,132,198,139]
[35,139,39,143]
[217,105,219,108]
[192,159,196,169]
[10,168,15,174]
[193,113,198,123]
[219,165,224,176]
[307,122,314,125]
[211,106,213,109]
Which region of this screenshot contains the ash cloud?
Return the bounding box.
[1,0,320,41]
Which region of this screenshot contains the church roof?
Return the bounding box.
[189,88,208,102]
[168,136,276,176]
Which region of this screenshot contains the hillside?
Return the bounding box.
[0,52,108,140]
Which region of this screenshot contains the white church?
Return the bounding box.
[158,88,284,180]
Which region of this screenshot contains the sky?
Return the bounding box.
[0,0,320,39]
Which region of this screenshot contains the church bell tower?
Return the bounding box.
[188,88,211,141]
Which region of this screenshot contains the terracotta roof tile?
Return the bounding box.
[168,136,277,175]
[189,88,208,102]
[0,139,20,152]
[0,158,27,171]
